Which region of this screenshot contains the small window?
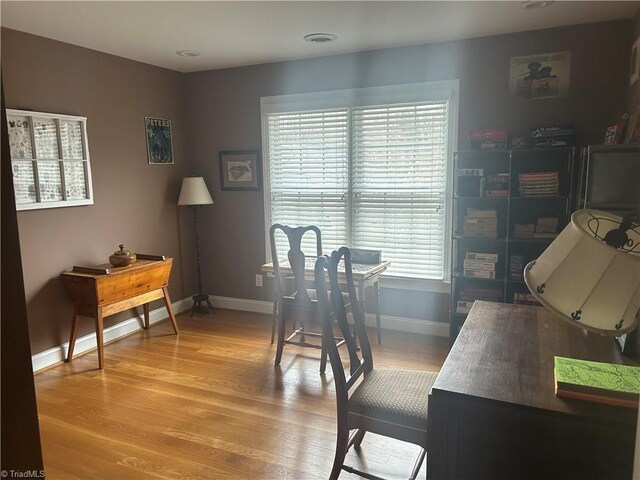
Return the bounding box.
[7,109,93,211]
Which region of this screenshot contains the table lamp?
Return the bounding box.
[178,176,215,315]
[523,209,640,476]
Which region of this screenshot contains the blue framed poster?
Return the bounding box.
[145,117,174,164]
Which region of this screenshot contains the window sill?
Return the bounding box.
[379,275,451,294]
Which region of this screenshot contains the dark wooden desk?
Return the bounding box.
[61,257,179,369]
[427,301,637,480]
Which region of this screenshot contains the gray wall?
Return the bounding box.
[2,28,196,354]
[184,20,632,322]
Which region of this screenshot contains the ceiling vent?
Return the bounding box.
[303,33,337,44]
[176,50,200,57]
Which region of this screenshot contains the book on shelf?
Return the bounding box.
[513,292,541,306]
[484,190,509,198]
[463,259,496,271]
[533,232,559,239]
[456,300,474,314]
[466,208,498,218]
[464,217,498,225]
[463,269,496,279]
[514,223,535,232]
[463,223,499,233]
[463,231,499,239]
[554,356,640,408]
[509,254,525,280]
[457,168,484,176]
[535,224,558,233]
[458,287,502,305]
[465,252,499,262]
[537,217,559,226]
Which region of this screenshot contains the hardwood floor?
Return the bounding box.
[34,309,449,479]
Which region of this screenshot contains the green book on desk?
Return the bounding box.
[554,356,640,408]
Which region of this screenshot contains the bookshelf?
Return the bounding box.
[450,147,575,344]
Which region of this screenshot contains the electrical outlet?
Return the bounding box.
[255,273,263,287]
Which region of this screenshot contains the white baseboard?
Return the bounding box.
[32,294,447,372]
[212,295,274,314]
[212,295,448,338]
[31,297,192,372]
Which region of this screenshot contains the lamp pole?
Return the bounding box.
[191,204,214,315]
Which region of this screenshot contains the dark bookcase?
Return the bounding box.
[450,147,575,344]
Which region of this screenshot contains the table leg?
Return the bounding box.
[374,279,381,345]
[95,308,104,369]
[66,306,80,362]
[143,303,150,329]
[162,286,180,334]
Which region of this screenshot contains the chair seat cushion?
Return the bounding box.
[348,369,438,431]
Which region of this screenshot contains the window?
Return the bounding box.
[7,109,93,211]
[261,81,458,281]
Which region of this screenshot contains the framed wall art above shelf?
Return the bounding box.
[6,109,93,211]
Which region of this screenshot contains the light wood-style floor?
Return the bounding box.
[34,310,449,480]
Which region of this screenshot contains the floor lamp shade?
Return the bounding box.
[524,210,640,336]
[178,177,213,206]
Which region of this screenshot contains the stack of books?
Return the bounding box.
[533,217,559,239]
[456,286,502,314]
[482,173,510,197]
[513,292,541,306]
[509,254,525,280]
[518,171,559,197]
[463,208,498,238]
[463,251,498,279]
[513,223,535,239]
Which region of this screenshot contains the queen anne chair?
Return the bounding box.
[270,224,349,373]
[314,247,438,480]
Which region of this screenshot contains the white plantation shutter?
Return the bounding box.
[267,109,349,256]
[262,82,457,280]
[351,102,448,278]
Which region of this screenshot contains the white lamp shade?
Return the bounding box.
[524,210,640,336]
[178,177,213,206]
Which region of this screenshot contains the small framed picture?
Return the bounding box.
[145,117,174,164]
[219,150,261,191]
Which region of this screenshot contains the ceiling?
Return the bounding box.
[1,1,638,73]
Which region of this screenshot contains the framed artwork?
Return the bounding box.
[6,109,94,211]
[630,36,640,86]
[219,150,261,191]
[509,51,571,99]
[145,117,174,164]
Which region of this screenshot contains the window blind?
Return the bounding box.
[267,109,349,257]
[351,102,448,278]
[262,82,456,281]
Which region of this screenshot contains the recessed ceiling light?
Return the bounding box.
[521,1,554,9]
[303,33,337,44]
[176,50,200,57]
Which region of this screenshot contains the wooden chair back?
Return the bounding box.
[269,224,322,305]
[315,247,373,404]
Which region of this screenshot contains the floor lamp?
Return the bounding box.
[178,176,215,315]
